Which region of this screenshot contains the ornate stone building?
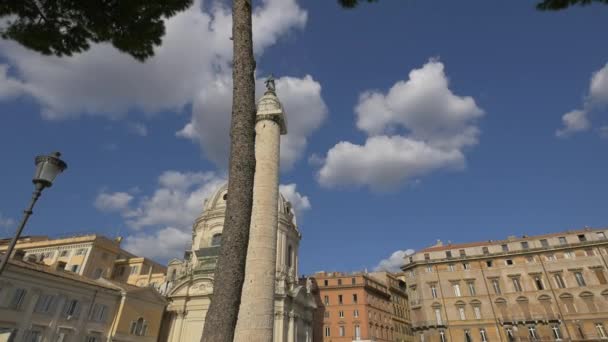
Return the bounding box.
[160,183,316,341]
[402,227,608,342]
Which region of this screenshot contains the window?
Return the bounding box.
[9,288,27,310]
[58,260,67,269]
[564,251,574,259]
[482,247,489,255]
[129,265,139,275]
[463,263,470,270]
[474,306,482,319]
[480,328,488,342]
[59,250,69,257]
[338,294,343,304]
[324,295,329,305]
[352,277,356,285]
[424,253,430,260]
[574,272,586,286]
[576,325,585,339]
[492,279,501,294]
[459,249,466,257]
[431,284,438,299]
[439,330,447,342]
[465,329,472,342]
[339,326,345,337]
[423,264,432,273]
[512,278,523,292]
[434,308,443,325]
[70,264,80,273]
[448,264,455,272]
[453,284,462,297]
[584,248,594,257]
[526,256,535,263]
[117,266,125,276]
[486,260,493,267]
[597,232,607,240]
[596,323,607,339]
[323,311,329,318]
[528,326,539,341]
[534,275,544,290]
[468,282,476,295]
[354,309,359,317]
[25,329,42,342]
[502,244,509,252]
[596,269,608,284]
[554,274,566,288]
[578,234,587,242]
[93,268,103,279]
[131,317,147,336]
[540,239,549,247]
[446,251,453,259]
[86,336,100,342]
[324,280,328,286]
[551,325,563,341]
[75,248,86,256]
[546,253,556,261]
[354,325,361,340]
[211,233,222,246]
[63,299,80,318]
[521,241,529,249]
[337,279,342,285]
[559,237,567,245]
[339,310,344,318]
[325,326,330,337]
[90,304,108,322]
[353,294,358,303]
[458,307,466,320]
[506,328,515,342]
[505,259,514,266]
[34,294,55,314]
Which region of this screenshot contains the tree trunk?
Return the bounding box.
[200,0,256,340]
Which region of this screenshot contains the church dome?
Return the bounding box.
[202,182,295,219]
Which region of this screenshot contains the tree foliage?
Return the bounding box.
[338,0,608,10]
[0,0,192,61]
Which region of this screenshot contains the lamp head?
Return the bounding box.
[33,152,67,188]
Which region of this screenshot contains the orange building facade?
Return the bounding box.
[310,271,406,341]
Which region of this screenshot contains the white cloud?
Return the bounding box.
[123,227,191,260]
[128,122,148,136]
[374,249,415,272]
[0,213,15,229]
[556,109,590,137]
[126,171,225,229]
[94,170,225,261]
[279,183,311,217]
[94,192,133,212]
[0,0,322,168]
[318,59,483,191]
[319,136,465,192]
[557,63,608,137]
[179,74,328,169]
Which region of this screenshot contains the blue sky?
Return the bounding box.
[0,0,607,275]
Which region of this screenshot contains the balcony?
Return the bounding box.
[411,320,447,330]
[498,314,561,325]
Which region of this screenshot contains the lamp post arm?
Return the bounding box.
[0,185,44,276]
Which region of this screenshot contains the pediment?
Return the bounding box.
[168,277,214,297]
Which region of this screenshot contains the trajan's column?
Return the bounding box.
[233,76,287,341]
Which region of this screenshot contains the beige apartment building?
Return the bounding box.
[402,227,608,342]
[310,271,414,342]
[0,255,166,342]
[0,234,166,288]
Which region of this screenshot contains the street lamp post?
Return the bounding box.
[0,152,67,276]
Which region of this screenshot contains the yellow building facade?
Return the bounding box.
[402,227,608,342]
[0,234,166,289]
[0,257,166,342]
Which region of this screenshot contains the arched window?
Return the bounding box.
[170,269,177,281]
[287,245,293,268]
[211,234,222,246]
